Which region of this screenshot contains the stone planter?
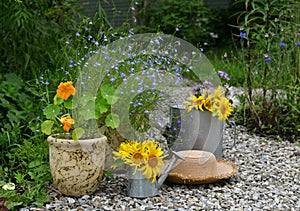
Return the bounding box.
[47,135,107,197]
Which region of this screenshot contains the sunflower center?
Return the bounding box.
[196,99,203,105]
[220,103,226,115]
[148,156,158,168]
[132,153,143,164]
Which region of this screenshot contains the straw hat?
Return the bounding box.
[166,150,238,184]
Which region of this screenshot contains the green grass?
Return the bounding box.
[207,48,247,87]
[0,137,51,210]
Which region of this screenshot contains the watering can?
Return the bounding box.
[163,105,236,159]
[127,150,184,198]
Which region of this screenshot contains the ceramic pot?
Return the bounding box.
[47,135,106,197]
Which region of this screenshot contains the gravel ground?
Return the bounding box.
[21,84,300,210]
[22,123,300,211]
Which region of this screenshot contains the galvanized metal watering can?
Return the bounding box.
[127,150,184,198]
[163,105,236,159]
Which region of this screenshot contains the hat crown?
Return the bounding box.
[167,150,238,184]
[172,150,217,178]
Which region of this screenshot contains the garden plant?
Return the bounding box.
[0,0,299,210]
[228,0,300,140]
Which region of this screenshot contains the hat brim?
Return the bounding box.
[166,160,238,185]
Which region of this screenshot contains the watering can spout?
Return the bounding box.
[157,150,185,189]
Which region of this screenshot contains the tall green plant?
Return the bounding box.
[0,0,80,80]
[0,73,43,164]
[132,0,221,46]
[233,0,300,139]
[0,138,51,210]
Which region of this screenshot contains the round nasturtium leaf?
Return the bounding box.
[72,127,85,141]
[105,113,120,129]
[95,96,109,118]
[43,104,60,119]
[54,94,64,105]
[79,100,96,120]
[41,120,54,135]
[100,85,117,104]
[64,99,74,109]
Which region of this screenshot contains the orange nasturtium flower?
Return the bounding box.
[56,81,76,100]
[59,115,75,132]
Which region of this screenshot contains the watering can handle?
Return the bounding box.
[224,120,236,149]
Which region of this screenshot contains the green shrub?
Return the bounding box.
[133,0,221,47]
[0,0,80,80]
[0,138,50,210]
[230,0,300,140]
[0,73,43,164]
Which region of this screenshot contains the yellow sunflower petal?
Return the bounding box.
[216,97,233,120]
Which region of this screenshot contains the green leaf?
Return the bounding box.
[28,160,41,168]
[14,172,25,184]
[64,99,73,109]
[105,113,120,129]
[79,100,96,120]
[7,202,23,210]
[28,171,36,180]
[100,85,117,104]
[72,128,85,140]
[43,104,60,119]
[103,170,115,179]
[95,96,109,118]
[54,94,64,105]
[41,120,54,135]
[33,191,50,207]
[76,93,94,107]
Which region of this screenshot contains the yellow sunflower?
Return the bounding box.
[113,141,146,173]
[140,140,167,183]
[215,97,233,120]
[184,90,207,112]
[210,85,225,103]
[203,95,213,112]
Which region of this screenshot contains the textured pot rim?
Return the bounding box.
[47,134,107,147]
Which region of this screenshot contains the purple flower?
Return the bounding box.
[69,59,74,68]
[295,42,300,46]
[203,80,213,87]
[218,70,230,81]
[265,57,272,62]
[76,32,80,37]
[279,42,286,47]
[239,32,247,38]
